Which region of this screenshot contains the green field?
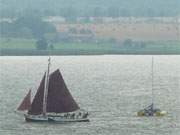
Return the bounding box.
[0,38,180,55]
[0,38,116,50]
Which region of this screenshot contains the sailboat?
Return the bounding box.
[137,57,167,117]
[20,57,89,122]
[17,89,31,112]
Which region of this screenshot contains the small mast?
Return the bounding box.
[43,57,51,116]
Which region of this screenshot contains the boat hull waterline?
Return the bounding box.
[137,110,167,117]
[25,114,89,123]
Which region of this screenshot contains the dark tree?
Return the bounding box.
[49,43,54,50]
[14,14,56,39]
[36,38,48,50]
[123,39,133,48]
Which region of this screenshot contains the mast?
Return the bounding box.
[151,56,154,107]
[43,57,51,116]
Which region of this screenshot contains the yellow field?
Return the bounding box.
[55,22,179,41]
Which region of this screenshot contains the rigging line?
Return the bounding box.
[151,56,154,107]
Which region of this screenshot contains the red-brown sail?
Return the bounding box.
[28,69,80,115]
[17,89,31,111]
[47,69,80,113]
[28,73,46,115]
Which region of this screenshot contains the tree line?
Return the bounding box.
[0,14,57,50]
[0,0,179,18]
[1,15,56,38]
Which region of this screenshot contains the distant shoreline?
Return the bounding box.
[1,49,180,56]
[1,38,180,56]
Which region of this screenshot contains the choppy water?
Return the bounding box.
[0,55,180,135]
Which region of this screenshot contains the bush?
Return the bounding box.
[108,38,117,44]
[36,38,48,50]
[49,43,54,50]
[123,39,133,48]
[1,15,57,39]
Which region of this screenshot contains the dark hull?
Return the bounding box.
[25,117,48,122]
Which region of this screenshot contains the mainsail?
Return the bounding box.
[28,69,79,115]
[47,69,80,113]
[17,89,31,111]
[28,74,46,115]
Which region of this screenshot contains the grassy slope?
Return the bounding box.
[0,38,36,49]
[0,38,180,55]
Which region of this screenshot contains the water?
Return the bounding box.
[0,55,180,135]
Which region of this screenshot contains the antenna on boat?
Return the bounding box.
[43,56,51,116]
[151,56,154,108]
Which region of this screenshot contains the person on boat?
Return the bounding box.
[71,113,75,119]
[144,103,154,116]
[78,112,82,118]
[66,113,70,118]
[82,112,89,118]
[143,103,161,116]
[64,113,68,118]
